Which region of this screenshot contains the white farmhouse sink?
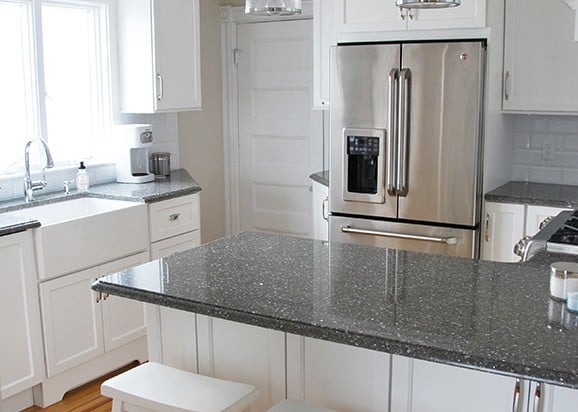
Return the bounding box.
[10,198,148,279]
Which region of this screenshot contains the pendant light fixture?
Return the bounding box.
[396,0,461,9]
[245,0,302,16]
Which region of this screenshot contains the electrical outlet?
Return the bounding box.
[542,141,554,160]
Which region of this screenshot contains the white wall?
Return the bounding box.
[178,0,227,243]
[512,115,578,185]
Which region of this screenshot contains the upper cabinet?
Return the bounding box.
[313,0,335,109]
[117,0,202,113]
[503,0,578,114]
[336,0,486,33]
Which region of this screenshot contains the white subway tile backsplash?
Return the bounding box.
[512,114,578,185]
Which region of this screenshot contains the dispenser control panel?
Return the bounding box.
[347,135,380,156]
[140,130,153,144]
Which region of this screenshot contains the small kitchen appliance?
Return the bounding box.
[115,124,155,184]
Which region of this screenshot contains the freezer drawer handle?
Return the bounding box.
[341,225,458,245]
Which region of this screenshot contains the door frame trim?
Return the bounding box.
[220,3,313,235]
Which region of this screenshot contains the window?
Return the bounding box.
[0,0,112,173]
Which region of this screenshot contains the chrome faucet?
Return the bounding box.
[24,138,54,202]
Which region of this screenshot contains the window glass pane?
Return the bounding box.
[0,1,37,173]
[42,2,110,164]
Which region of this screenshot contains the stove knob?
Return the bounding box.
[513,235,532,258]
[539,216,554,230]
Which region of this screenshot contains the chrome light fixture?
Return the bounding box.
[396,0,461,9]
[245,0,302,16]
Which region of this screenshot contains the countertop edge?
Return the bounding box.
[92,278,578,390]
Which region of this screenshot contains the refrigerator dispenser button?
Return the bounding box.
[550,262,578,301]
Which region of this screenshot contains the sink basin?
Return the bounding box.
[9,198,148,279]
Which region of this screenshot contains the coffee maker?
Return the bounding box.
[115,124,155,184]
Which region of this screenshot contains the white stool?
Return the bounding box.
[101,362,259,412]
[267,400,336,412]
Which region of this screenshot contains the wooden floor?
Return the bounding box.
[23,362,139,412]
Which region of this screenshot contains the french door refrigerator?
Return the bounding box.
[329,41,486,258]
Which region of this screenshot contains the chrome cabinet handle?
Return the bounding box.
[387,68,399,196]
[322,197,329,221]
[157,73,164,101]
[341,225,458,245]
[168,213,180,222]
[504,70,510,101]
[512,379,521,412]
[533,382,541,412]
[484,212,490,242]
[397,68,411,197]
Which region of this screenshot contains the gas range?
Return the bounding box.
[522,210,578,260]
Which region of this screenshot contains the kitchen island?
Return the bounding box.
[93,232,578,411]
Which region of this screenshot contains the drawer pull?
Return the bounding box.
[168,213,181,222]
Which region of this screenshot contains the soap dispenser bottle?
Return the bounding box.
[76,161,90,192]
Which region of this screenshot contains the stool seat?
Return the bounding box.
[267,400,336,412]
[101,362,259,412]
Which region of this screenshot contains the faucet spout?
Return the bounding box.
[24,138,54,202]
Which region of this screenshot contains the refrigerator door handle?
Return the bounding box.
[341,225,458,245]
[397,68,411,197]
[387,68,399,196]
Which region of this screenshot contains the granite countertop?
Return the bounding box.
[0,169,201,236]
[93,232,578,389]
[485,181,578,208]
[309,170,329,187]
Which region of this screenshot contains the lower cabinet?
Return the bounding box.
[312,180,328,241]
[0,231,43,399]
[39,252,149,377]
[196,315,286,411]
[390,356,516,412]
[287,335,390,412]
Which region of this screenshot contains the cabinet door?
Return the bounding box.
[196,315,285,411]
[336,0,406,33]
[153,0,201,111]
[547,384,578,412]
[503,0,578,113]
[408,0,486,30]
[481,202,525,262]
[99,252,149,351]
[150,230,201,260]
[117,0,201,113]
[313,0,336,109]
[0,231,43,398]
[390,356,516,412]
[39,267,103,377]
[286,335,390,412]
[525,206,571,237]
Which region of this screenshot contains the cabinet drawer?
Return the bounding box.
[150,230,201,260]
[148,194,200,242]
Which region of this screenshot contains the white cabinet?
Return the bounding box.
[390,356,516,412]
[525,205,571,237]
[313,0,335,109]
[286,335,390,412]
[148,193,201,259]
[0,231,43,399]
[39,252,149,377]
[336,0,486,34]
[482,202,571,263]
[196,315,286,411]
[546,384,578,412]
[503,0,578,113]
[312,180,328,241]
[481,202,525,262]
[117,0,202,113]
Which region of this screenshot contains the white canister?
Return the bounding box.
[550,262,578,301]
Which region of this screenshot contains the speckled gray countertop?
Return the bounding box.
[93,232,578,389]
[309,170,329,187]
[485,181,578,208]
[0,169,200,235]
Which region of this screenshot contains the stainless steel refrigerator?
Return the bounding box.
[329,41,486,258]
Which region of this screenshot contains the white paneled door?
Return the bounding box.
[237,19,322,237]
